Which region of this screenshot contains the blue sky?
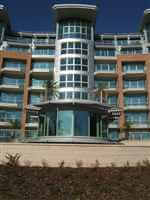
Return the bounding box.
[0,0,149,33]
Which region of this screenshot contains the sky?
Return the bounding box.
[0,0,149,34]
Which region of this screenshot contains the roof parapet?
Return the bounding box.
[140,9,150,31]
[52,4,97,24]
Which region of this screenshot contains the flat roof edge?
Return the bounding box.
[52,4,97,10]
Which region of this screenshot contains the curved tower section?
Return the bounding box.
[53,4,97,100]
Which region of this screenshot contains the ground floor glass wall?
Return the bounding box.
[39,109,108,138]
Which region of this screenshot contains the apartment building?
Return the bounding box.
[0,4,149,142]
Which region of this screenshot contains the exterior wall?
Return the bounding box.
[117,54,150,128]
[0,50,32,132]
[1,4,150,140]
[0,143,150,167]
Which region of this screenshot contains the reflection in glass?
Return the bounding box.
[57,111,73,136]
[74,111,88,136]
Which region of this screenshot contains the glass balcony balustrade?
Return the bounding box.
[0,77,24,87]
[95,63,116,72]
[33,38,55,45]
[95,49,116,57]
[32,48,55,55]
[6,36,32,44]
[3,60,26,71]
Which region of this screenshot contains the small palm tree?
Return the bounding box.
[95,82,108,103]
[120,120,133,140]
[43,80,58,101]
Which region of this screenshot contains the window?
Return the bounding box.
[61,41,88,55]
[0,92,23,104]
[60,57,88,71]
[31,79,46,87]
[33,48,55,55]
[7,46,29,53]
[107,95,117,105]
[3,59,25,69]
[60,74,87,88]
[30,95,41,104]
[95,78,116,89]
[96,48,116,57]
[95,63,116,72]
[1,77,24,86]
[124,79,145,88]
[124,95,147,105]
[0,110,21,121]
[32,61,54,70]
[121,48,142,55]
[125,112,148,124]
[123,62,145,73]
[58,20,92,39]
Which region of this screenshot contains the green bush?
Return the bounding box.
[0,155,150,200]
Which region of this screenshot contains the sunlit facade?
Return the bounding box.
[0,4,150,142]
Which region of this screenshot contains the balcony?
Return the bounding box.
[131,123,149,129]
[94,55,117,61]
[124,104,148,111]
[33,39,55,47]
[32,54,55,60]
[104,88,117,94]
[25,123,39,128]
[123,70,146,78]
[1,67,25,75]
[31,68,53,76]
[123,87,147,93]
[94,70,117,78]
[26,116,39,128]
[95,41,115,47]
[29,85,45,92]
[6,37,32,45]
[0,84,24,92]
[0,121,12,127]
[127,40,142,47]
[0,100,23,109]
[108,122,118,129]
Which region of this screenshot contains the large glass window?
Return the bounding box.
[60,57,88,71]
[123,62,145,73]
[1,77,24,86]
[124,95,147,105]
[31,78,46,87]
[60,74,88,89]
[6,46,29,53]
[32,48,55,55]
[95,48,116,57]
[95,63,116,72]
[3,59,25,70]
[107,95,118,105]
[0,92,23,103]
[125,112,148,124]
[0,110,21,121]
[57,111,73,136]
[61,42,88,55]
[74,111,88,136]
[32,61,54,71]
[124,79,145,88]
[121,48,142,55]
[95,78,116,89]
[58,20,92,40]
[30,95,41,104]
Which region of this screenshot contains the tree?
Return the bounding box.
[43,80,58,101]
[120,120,133,140]
[94,82,108,104]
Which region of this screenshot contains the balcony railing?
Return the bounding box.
[6,37,32,44]
[95,41,115,46]
[33,39,55,45]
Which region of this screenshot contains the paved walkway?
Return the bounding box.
[0,143,150,167]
